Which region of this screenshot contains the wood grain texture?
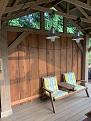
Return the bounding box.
[7,33,82,105]
[8,48,20,102]
[67,37,72,72]
[72,46,78,79]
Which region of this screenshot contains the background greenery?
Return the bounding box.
[8,12,79,34]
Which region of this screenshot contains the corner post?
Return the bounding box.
[0,26,12,118]
[81,34,89,81]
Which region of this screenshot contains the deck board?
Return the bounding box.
[1,83,91,121]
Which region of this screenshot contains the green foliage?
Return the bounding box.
[8,11,83,35]
[8,12,40,29]
[67,22,78,34]
[67,21,83,35]
[44,12,63,32]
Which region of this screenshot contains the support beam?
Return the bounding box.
[5,26,74,37]
[63,0,91,11]
[0,28,13,118]
[82,26,91,30]
[69,19,85,33]
[4,0,55,14]
[0,0,9,17]
[87,0,90,5]
[40,12,45,30]
[63,17,67,33]
[8,32,30,51]
[75,42,83,53]
[69,7,77,13]
[32,6,91,23]
[76,6,89,19]
[55,5,85,33]
[67,3,70,14]
[81,34,89,81]
[85,34,89,81]
[2,9,37,22]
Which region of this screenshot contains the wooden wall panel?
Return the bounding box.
[39,49,47,76]
[39,36,46,49]
[7,32,82,105]
[54,39,61,50]
[77,49,81,80]
[29,47,39,96]
[67,37,72,72]
[61,37,67,74]
[61,50,67,74]
[55,50,61,82]
[18,40,30,99]
[8,48,20,102]
[72,43,78,79]
[47,50,55,75]
[47,40,54,50]
[7,32,20,46]
[28,34,38,48]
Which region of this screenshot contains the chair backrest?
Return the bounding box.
[64,72,76,85]
[43,76,58,92]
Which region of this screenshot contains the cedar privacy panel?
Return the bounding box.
[8,32,81,105]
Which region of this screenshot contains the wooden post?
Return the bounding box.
[81,34,89,81]
[85,34,89,81]
[63,17,67,33]
[40,12,45,30]
[0,27,12,118]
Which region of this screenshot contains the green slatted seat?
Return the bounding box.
[63,72,89,97]
[43,76,68,113]
[64,72,85,91]
[43,76,68,100]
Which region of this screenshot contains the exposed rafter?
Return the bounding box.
[76,6,89,19]
[2,9,37,21]
[76,42,83,53]
[4,0,55,14]
[63,0,91,11]
[69,19,85,33]
[8,32,30,51]
[87,0,90,5]
[55,5,85,33]
[30,5,91,24]
[69,7,77,13]
[82,27,91,30]
[0,0,10,17]
[5,26,73,37]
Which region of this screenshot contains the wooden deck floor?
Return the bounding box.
[1,83,91,121]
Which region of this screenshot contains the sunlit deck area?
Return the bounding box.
[1,84,91,121]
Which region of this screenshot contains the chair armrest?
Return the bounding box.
[58,82,75,91]
[43,87,53,94]
[77,80,87,86]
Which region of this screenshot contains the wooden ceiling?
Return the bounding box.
[1,0,91,34]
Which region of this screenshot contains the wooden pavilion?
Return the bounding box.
[0,0,91,120]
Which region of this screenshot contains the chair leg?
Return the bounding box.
[50,94,55,113]
[85,88,89,97]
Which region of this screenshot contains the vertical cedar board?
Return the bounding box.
[67,37,72,72]
[55,50,61,83]
[8,48,20,102]
[18,39,30,99]
[29,47,39,96]
[47,49,55,75]
[77,49,81,80]
[60,37,67,74]
[72,47,78,79]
